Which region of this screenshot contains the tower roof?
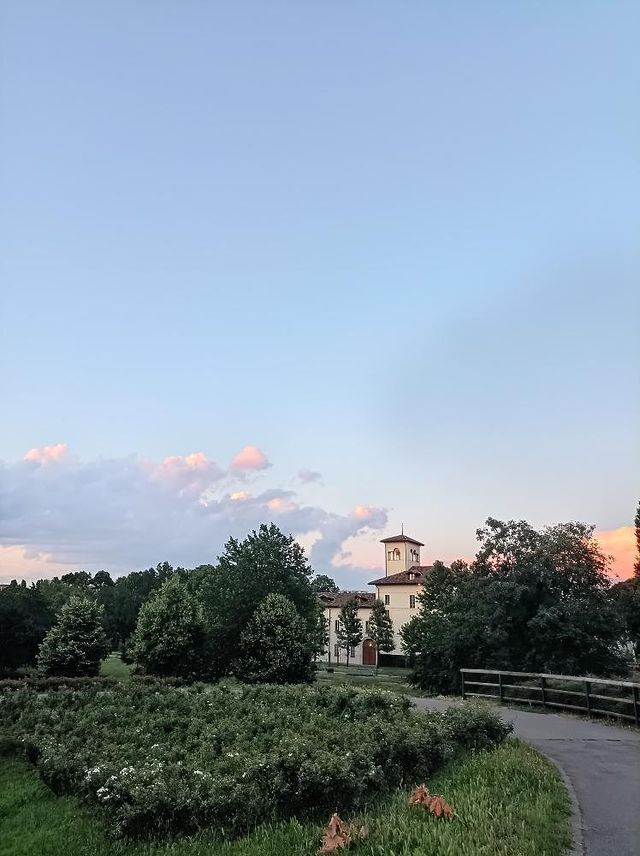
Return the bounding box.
[380,534,424,546]
[369,566,432,585]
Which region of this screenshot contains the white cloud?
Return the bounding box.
[0,446,387,585]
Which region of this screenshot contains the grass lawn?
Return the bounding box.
[100,653,133,680]
[315,666,432,697]
[0,740,570,856]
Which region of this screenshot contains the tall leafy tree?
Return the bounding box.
[197,524,317,675]
[37,595,110,676]
[0,584,55,674]
[367,599,395,655]
[233,593,315,684]
[130,575,207,677]
[402,518,626,693]
[311,574,340,593]
[336,598,363,667]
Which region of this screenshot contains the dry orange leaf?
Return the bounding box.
[318,813,368,853]
[408,784,455,819]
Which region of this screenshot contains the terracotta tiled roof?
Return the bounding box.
[368,565,432,586]
[316,591,375,609]
[379,534,424,546]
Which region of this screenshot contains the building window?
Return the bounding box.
[387,550,393,561]
[334,643,339,657]
[410,595,416,609]
[384,594,390,605]
[335,620,340,631]
[350,646,356,658]
[393,548,401,560]
[365,621,370,633]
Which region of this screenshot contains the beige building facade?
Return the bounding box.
[317,533,429,666]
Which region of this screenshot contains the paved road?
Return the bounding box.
[413,697,640,856]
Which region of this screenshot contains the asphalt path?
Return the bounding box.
[413,697,640,856]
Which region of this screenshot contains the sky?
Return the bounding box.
[1,2,639,586]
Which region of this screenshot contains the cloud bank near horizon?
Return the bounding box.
[0,444,387,585]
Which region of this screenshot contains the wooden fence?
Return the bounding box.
[461,668,640,726]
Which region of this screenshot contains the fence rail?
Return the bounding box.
[461,668,640,726]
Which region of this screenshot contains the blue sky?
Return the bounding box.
[1,2,639,583]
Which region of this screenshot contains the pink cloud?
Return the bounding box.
[153,451,224,495]
[596,526,637,580]
[230,445,270,472]
[266,496,297,513]
[23,443,68,464]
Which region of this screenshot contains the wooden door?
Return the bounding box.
[362,638,376,666]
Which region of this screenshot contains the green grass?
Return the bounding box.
[0,740,570,856]
[315,667,432,697]
[99,653,133,680]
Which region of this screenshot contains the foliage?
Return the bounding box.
[130,576,207,677]
[336,599,363,666]
[0,740,569,856]
[611,577,640,660]
[311,575,340,593]
[36,596,110,677]
[0,584,55,674]
[403,518,627,692]
[310,608,330,659]
[367,600,394,654]
[196,524,318,677]
[233,594,315,684]
[0,682,510,840]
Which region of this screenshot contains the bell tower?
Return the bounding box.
[380,530,424,576]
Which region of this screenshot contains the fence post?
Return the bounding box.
[498,672,504,703]
[461,671,466,699]
[585,681,592,717]
[633,685,639,728]
[540,676,547,710]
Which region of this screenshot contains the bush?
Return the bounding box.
[233,593,315,684]
[1,682,511,839]
[129,576,207,677]
[37,596,110,677]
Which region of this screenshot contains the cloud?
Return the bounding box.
[153,452,224,495]
[298,468,323,484]
[0,445,387,586]
[229,445,270,472]
[230,491,251,502]
[596,526,637,580]
[23,443,68,464]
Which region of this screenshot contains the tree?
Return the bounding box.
[130,575,207,677]
[367,599,394,656]
[402,519,627,693]
[91,570,114,589]
[0,584,55,674]
[309,606,330,660]
[611,578,640,660]
[197,524,318,676]
[37,595,110,676]
[233,593,315,684]
[311,574,340,593]
[97,563,172,650]
[336,598,363,666]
